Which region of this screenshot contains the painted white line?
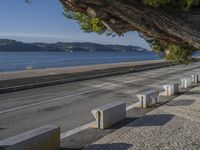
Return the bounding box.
[92,83,112,88]
[126,103,139,111]
[0,71,184,114]
[1,65,198,114]
[60,103,138,139]
[0,88,106,114]
[60,73,199,140]
[60,121,95,139]
[1,94,52,104]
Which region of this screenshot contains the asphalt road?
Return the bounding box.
[1,61,200,142]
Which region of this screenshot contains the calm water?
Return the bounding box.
[0,51,160,72]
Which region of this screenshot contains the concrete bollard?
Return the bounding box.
[91,101,126,129]
[163,83,179,96]
[137,90,159,108]
[0,125,60,150]
[191,74,199,83]
[198,74,200,82]
[180,77,192,88]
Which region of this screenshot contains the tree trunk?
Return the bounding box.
[60,0,200,49]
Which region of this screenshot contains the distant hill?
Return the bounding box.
[0,39,150,53]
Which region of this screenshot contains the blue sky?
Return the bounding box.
[0,0,150,49]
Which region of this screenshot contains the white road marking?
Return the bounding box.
[0,72,164,114]
[60,103,138,139]
[1,64,200,140]
[2,93,52,102]
[126,103,139,111]
[1,65,200,114]
[60,121,95,139]
[92,83,112,88]
[60,71,200,139]
[0,88,108,114]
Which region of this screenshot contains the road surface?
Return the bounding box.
[0,61,200,142]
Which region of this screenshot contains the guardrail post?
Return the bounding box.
[91,101,126,129]
[180,77,192,88]
[137,90,159,108]
[163,83,179,96]
[191,74,199,83]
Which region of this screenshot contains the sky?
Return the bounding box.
[0,0,150,49]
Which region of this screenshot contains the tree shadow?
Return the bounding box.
[108,114,174,130]
[60,148,82,150]
[183,91,200,95]
[125,114,174,127]
[0,127,6,130]
[60,143,132,150]
[60,115,173,150]
[167,99,195,106]
[85,143,132,150]
[110,117,139,130]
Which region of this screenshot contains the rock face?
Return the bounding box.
[60,0,200,49]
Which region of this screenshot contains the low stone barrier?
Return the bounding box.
[0,125,60,150]
[191,74,199,83]
[137,90,159,108]
[91,101,126,129]
[0,60,174,94]
[180,77,192,88]
[163,83,179,96]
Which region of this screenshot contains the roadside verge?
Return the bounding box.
[0,60,174,93]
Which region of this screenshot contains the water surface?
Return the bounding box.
[0,51,160,72]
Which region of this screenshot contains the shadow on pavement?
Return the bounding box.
[60,143,132,150]
[183,91,200,95]
[167,99,195,106]
[60,148,82,150]
[60,118,136,150]
[125,114,174,127]
[0,128,6,131]
[84,143,132,150]
[110,117,138,130]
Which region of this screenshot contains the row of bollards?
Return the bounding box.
[138,74,199,108]
[1,73,199,150]
[92,73,200,129]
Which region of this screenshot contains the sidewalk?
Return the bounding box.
[85,86,200,150]
[0,60,173,93]
[0,60,168,81]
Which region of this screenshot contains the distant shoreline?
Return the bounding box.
[0,39,150,52]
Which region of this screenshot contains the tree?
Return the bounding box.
[25,0,32,4]
[60,0,200,63]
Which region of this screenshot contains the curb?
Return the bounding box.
[0,61,174,94]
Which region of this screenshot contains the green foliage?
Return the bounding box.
[143,0,200,9]
[165,45,194,64]
[63,10,107,34]
[149,40,195,64]
[61,0,200,35]
[59,1,199,63]
[143,0,171,8]
[25,0,32,4]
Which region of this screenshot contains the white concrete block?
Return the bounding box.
[198,74,200,82]
[91,101,126,129]
[137,90,159,108]
[0,125,60,150]
[191,74,199,83]
[180,77,192,88]
[163,83,179,96]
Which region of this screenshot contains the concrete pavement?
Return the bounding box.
[85,86,200,150]
[1,61,200,149]
[0,60,170,81]
[0,60,173,93]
